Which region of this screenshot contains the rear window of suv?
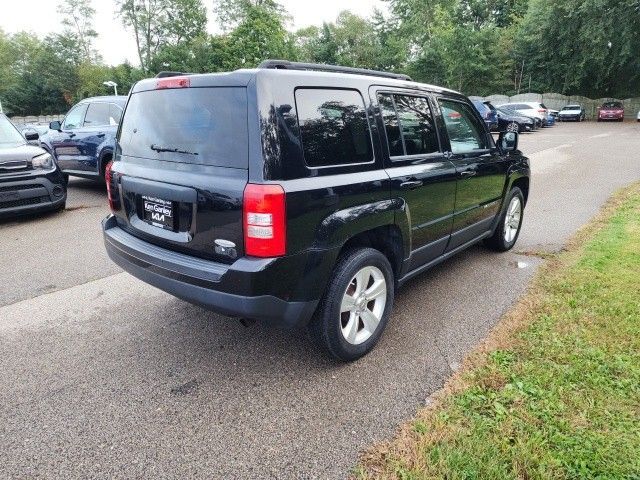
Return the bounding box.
[295,88,373,168]
[118,87,248,168]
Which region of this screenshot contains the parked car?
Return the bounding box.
[495,107,536,132]
[637,110,640,122]
[558,104,586,122]
[497,102,549,127]
[102,61,530,361]
[498,105,541,129]
[0,113,66,218]
[545,113,556,126]
[40,96,127,182]
[597,101,624,122]
[472,100,498,131]
[548,109,559,119]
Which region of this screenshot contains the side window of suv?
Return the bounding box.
[378,93,439,158]
[84,102,111,127]
[438,99,488,155]
[295,88,373,168]
[62,104,88,130]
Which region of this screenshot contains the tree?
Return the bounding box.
[212,0,288,31]
[223,1,294,69]
[56,0,99,63]
[294,11,408,73]
[514,0,640,97]
[115,0,207,73]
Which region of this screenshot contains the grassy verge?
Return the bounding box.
[357,183,640,480]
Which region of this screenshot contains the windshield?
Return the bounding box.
[118,87,248,168]
[602,102,622,109]
[563,105,580,110]
[0,115,26,147]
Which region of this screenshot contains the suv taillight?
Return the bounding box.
[105,161,120,211]
[243,184,286,257]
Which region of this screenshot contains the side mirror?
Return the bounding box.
[50,120,62,131]
[499,131,518,152]
[24,130,39,142]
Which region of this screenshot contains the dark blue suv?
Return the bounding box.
[41,96,127,182]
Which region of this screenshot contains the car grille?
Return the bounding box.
[0,184,41,192]
[0,196,50,209]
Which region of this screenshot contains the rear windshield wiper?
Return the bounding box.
[150,144,198,155]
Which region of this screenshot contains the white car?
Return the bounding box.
[558,105,586,122]
[637,110,640,122]
[496,101,549,126]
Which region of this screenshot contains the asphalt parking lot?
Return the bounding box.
[1,121,639,479]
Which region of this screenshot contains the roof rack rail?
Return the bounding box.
[155,71,194,78]
[258,60,413,82]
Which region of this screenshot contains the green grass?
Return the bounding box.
[358,184,640,480]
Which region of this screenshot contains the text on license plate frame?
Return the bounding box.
[142,195,174,230]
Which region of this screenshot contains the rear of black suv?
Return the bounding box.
[103,71,329,326]
[103,64,529,361]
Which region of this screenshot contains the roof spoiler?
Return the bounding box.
[257,60,413,82]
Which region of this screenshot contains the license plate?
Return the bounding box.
[142,195,174,230]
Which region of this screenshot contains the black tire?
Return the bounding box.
[484,187,525,252]
[308,248,395,361]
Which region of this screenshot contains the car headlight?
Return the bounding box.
[31,153,53,170]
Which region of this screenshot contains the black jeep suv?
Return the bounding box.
[0,113,67,218]
[103,60,530,361]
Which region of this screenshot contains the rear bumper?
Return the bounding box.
[103,215,321,327]
[0,172,66,218]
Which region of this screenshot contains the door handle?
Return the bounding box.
[400,180,423,190]
[459,170,477,178]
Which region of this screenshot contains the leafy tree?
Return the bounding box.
[212,0,288,31]
[56,0,99,62]
[223,1,294,69]
[115,0,207,73]
[294,11,408,73]
[514,0,640,97]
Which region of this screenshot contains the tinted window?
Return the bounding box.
[439,99,488,154]
[602,101,622,108]
[63,104,88,129]
[377,94,403,157]
[118,87,248,168]
[84,102,111,126]
[394,95,439,156]
[109,104,123,125]
[295,88,373,167]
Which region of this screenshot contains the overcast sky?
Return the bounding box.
[1,0,387,66]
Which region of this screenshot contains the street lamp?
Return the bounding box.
[103,81,118,96]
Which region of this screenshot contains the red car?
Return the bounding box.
[597,101,624,122]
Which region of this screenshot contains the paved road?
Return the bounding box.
[1,122,639,479]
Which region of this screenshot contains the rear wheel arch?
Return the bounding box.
[337,225,405,286]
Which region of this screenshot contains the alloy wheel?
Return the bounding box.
[340,266,387,345]
[507,122,519,133]
[503,196,522,243]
